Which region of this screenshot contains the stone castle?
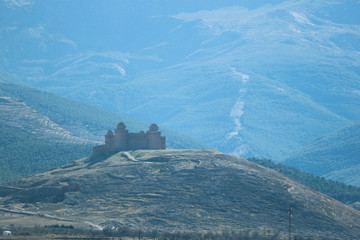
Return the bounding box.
[93,122,166,155]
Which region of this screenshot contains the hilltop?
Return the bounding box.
[1,150,360,239]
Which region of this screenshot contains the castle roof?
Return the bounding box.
[117,122,126,130]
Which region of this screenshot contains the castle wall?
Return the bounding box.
[128,132,147,150]
[161,136,166,149]
[93,145,110,155]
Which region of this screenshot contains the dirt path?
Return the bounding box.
[123,151,137,162]
[0,207,103,230]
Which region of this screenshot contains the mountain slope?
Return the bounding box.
[0,80,208,149]
[1,1,359,159]
[0,96,92,143]
[0,80,208,183]
[112,63,351,159]
[282,121,360,182]
[324,164,360,187]
[1,150,360,239]
[0,124,93,183]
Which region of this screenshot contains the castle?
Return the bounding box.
[93,122,166,155]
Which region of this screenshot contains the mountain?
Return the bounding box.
[0,80,207,183]
[0,80,208,149]
[1,150,360,239]
[324,165,360,188]
[1,0,359,159]
[0,93,96,183]
[282,121,360,186]
[0,124,93,183]
[0,96,93,143]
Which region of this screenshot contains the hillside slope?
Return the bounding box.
[282,121,360,184]
[0,80,208,183]
[324,164,360,187]
[0,81,208,150]
[0,124,93,183]
[0,96,93,143]
[248,157,360,207]
[1,150,360,239]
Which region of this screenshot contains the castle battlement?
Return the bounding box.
[93,122,166,155]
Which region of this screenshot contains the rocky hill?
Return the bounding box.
[1,150,360,239]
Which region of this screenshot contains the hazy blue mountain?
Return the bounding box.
[0,79,208,149]
[282,121,360,184]
[0,0,359,159]
[324,164,360,187]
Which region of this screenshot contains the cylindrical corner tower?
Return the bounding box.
[147,123,162,149]
[105,130,114,146]
[113,122,129,151]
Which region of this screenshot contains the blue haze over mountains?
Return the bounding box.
[1,0,360,160]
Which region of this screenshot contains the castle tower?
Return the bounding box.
[147,123,162,149]
[113,122,129,151]
[105,130,114,146]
